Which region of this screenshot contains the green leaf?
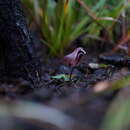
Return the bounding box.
[51,74,70,81]
[102,90,130,130]
[99,64,109,68]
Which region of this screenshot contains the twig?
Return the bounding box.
[113,33,130,52]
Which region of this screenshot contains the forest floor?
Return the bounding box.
[0,36,129,130]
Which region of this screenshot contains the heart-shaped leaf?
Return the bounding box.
[51,74,70,81]
[51,74,75,81]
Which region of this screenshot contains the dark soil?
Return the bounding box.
[0,35,130,130]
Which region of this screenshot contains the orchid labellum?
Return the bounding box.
[64,47,86,67]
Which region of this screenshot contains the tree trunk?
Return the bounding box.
[0,0,41,87]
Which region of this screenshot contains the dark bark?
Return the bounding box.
[0,0,41,87]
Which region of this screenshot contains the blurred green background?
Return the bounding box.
[22,0,130,56]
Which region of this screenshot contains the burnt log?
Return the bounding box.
[0,0,41,87]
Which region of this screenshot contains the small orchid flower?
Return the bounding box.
[64,47,86,67]
[63,47,86,80]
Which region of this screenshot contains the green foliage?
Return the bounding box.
[51,74,75,81]
[22,0,129,56]
[51,74,70,81]
[102,89,130,130]
[100,74,130,130]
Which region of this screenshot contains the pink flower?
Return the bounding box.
[64,47,86,67]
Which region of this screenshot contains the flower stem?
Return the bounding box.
[69,67,74,81]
